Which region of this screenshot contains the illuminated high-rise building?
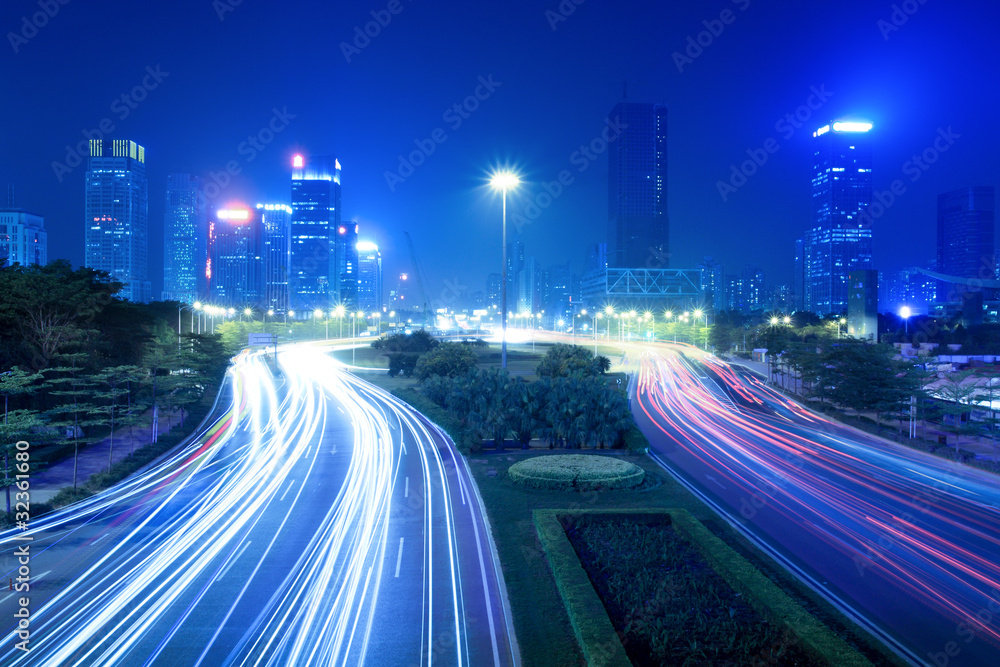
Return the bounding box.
[607,101,668,268]
[162,173,205,303]
[289,154,341,313]
[336,221,359,307]
[257,203,292,313]
[0,207,47,266]
[936,186,995,302]
[357,240,382,312]
[802,121,873,314]
[206,207,264,306]
[85,139,150,302]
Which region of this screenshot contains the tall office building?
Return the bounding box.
[289,154,341,313]
[336,221,359,307]
[258,203,291,313]
[802,121,873,314]
[486,273,501,310]
[936,186,995,302]
[206,207,264,306]
[84,139,150,302]
[162,174,205,303]
[607,102,668,268]
[696,257,725,309]
[793,238,805,312]
[357,240,382,312]
[0,207,47,266]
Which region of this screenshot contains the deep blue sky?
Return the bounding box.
[2,0,998,302]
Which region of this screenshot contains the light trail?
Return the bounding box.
[0,343,516,666]
[633,345,1000,664]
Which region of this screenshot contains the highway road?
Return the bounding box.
[0,343,517,666]
[631,343,1000,667]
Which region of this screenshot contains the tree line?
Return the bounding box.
[0,261,231,506]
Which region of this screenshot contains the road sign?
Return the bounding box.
[248,333,276,346]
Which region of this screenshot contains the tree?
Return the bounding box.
[934,370,980,453]
[709,323,735,353]
[414,343,478,381]
[45,352,102,489]
[816,340,918,429]
[0,409,44,513]
[537,344,608,378]
[0,367,42,421]
[0,261,122,370]
[90,365,141,473]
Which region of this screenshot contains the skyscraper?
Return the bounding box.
[258,203,291,313]
[802,121,874,314]
[607,102,668,268]
[162,173,205,303]
[336,221,359,307]
[936,186,995,302]
[0,208,47,266]
[696,257,725,310]
[357,240,382,312]
[206,207,264,306]
[85,139,150,302]
[289,154,341,313]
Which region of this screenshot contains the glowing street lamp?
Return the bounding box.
[900,305,912,336]
[490,169,521,369]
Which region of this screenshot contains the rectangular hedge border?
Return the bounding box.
[533,510,632,667]
[535,508,872,667]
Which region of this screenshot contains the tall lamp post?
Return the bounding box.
[899,305,912,339]
[490,170,520,369]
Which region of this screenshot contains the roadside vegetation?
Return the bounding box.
[0,261,232,519]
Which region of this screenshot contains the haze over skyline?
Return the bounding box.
[3,0,998,302]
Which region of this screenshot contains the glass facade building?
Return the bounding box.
[258,203,291,313]
[936,186,995,302]
[85,139,150,302]
[356,240,382,312]
[607,102,668,269]
[0,209,47,266]
[802,122,873,315]
[206,208,264,307]
[162,173,205,303]
[336,221,359,307]
[289,154,341,313]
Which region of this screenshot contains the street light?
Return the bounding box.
[490,169,521,368]
[335,304,346,338]
[900,305,912,336]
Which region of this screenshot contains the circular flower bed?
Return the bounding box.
[508,454,645,491]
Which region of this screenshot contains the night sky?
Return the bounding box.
[2,0,998,303]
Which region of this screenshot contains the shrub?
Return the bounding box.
[508,454,644,491]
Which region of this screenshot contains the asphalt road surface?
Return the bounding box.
[632,343,1000,667]
[0,343,517,666]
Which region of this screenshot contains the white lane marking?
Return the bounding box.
[92,532,109,545]
[401,439,407,455]
[279,479,296,501]
[305,446,312,458]
[405,477,409,498]
[217,541,252,581]
[394,537,405,578]
[337,406,344,414]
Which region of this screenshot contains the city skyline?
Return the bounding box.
[3,0,997,305]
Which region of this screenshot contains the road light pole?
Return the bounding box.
[491,170,520,369]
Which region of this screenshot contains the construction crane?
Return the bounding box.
[403,231,431,329]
